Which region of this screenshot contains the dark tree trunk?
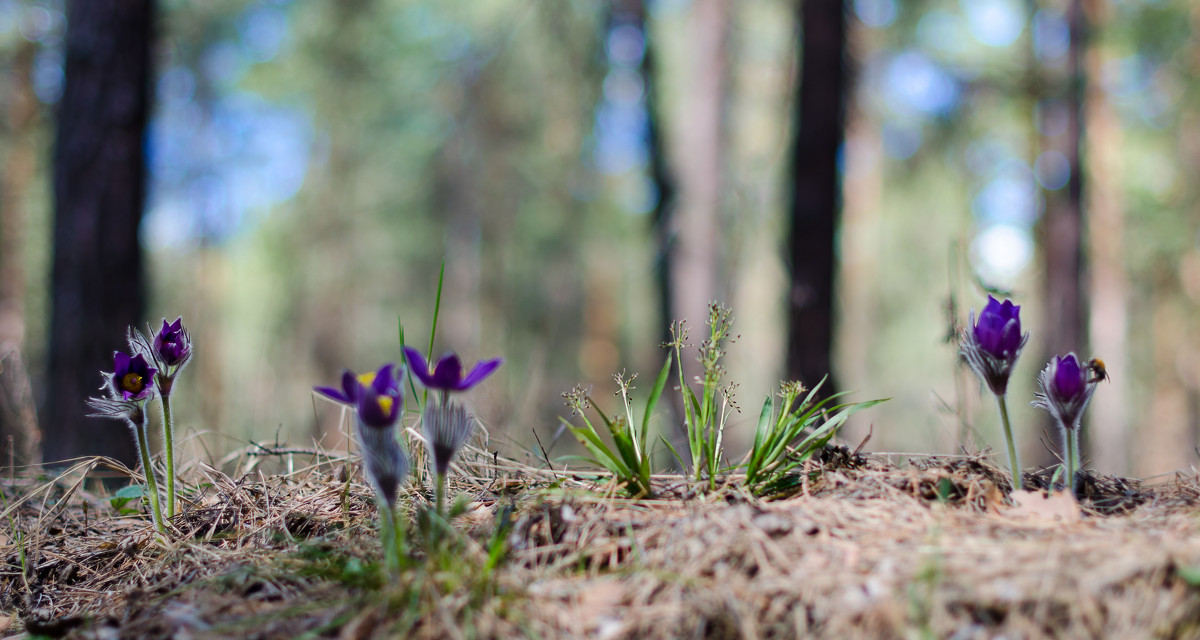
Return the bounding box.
[44,0,154,465]
[786,0,847,394]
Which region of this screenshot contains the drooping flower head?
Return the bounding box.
[423,402,477,477]
[105,351,157,402]
[402,347,502,395]
[960,296,1029,395]
[1031,353,1096,431]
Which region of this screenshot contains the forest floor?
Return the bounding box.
[3,444,1200,640]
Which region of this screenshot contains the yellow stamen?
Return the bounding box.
[121,373,144,393]
[357,372,376,386]
[377,395,394,415]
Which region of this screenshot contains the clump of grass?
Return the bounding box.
[560,353,672,499]
[744,378,886,497]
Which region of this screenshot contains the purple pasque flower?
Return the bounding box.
[314,363,404,427]
[1031,353,1096,430]
[402,346,502,394]
[974,297,1023,360]
[128,317,192,395]
[423,402,477,476]
[154,317,192,368]
[105,351,157,402]
[960,296,1029,395]
[356,364,404,429]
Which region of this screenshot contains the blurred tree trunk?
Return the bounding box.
[623,0,677,356]
[44,0,155,466]
[0,42,41,467]
[786,0,847,394]
[672,0,730,387]
[1035,0,1088,469]
[1084,0,1130,476]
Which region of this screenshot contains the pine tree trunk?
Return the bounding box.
[786,0,847,394]
[44,0,154,465]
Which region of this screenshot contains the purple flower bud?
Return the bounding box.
[127,318,192,395]
[106,351,157,402]
[973,296,1023,360]
[960,296,1029,396]
[1051,354,1086,401]
[154,317,192,367]
[403,347,503,393]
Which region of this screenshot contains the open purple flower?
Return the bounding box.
[315,364,409,509]
[105,352,157,402]
[315,363,405,427]
[355,364,404,429]
[402,347,502,394]
[87,352,165,532]
[960,296,1028,396]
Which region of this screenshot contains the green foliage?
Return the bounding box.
[744,378,887,497]
[560,352,673,499]
[295,543,385,590]
[109,484,146,516]
[671,303,737,490]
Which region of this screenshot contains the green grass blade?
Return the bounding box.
[746,395,775,481]
[427,260,446,360]
[658,435,685,469]
[398,321,423,412]
[640,352,673,452]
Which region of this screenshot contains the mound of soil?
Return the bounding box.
[3,449,1200,639]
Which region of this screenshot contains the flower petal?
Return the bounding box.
[340,369,360,402]
[428,354,463,389]
[113,351,131,374]
[313,385,353,404]
[403,347,432,384]
[459,357,503,390]
[372,362,398,394]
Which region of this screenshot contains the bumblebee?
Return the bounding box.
[1087,358,1110,384]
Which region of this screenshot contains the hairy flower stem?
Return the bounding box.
[134,421,165,533]
[1064,426,1080,495]
[379,503,404,576]
[995,394,1022,492]
[160,394,176,519]
[436,472,446,517]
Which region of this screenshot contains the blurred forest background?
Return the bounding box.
[0,0,1196,479]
